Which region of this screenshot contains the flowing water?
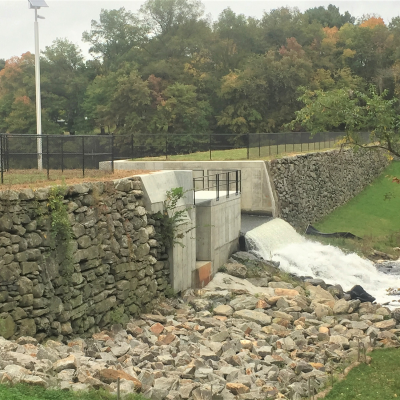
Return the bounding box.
[245,218,400,305]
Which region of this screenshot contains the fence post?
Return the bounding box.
[131,134,134,159]
[42,135,50,180]
[258,133,261,157]
[209,134,212,160]
[61,136,64,173]
[247,133,250,159]
[216,174,219,201]
[82,136,85,177]
[301,132,303,152]
[285,132,287,153]
[235,170,238,195]
[226,172,229,198]
[166,135,168,160]
[5,135,9,171]
[111,135,114,174]
[0,135,3,184]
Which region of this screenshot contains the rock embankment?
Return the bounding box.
[268,148,389,228]
[1,269,400,400]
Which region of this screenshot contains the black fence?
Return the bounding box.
[0,132,370,182]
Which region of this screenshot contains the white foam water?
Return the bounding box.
[245,218,400,306]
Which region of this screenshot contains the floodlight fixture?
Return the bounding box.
[29,0,48,171]
[28,0,48,9]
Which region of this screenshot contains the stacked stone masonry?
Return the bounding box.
[268,149,390,228]
[0,177,170,342]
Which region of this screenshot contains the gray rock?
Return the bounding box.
[224,263,247,279]
[230,296,258,311]
[233,310,272,326]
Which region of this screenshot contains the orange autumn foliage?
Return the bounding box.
[322,26,339,45]
[360,17,385,29]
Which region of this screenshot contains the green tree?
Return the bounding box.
[305,5,355,28]
[140,0,204,35]
[0,53,59,134]
[290,85,400,157]
[83,64,151,133]
[82,8,144,71]
[41,39,89,134]
[153,82,211,152]
[217,39,313,134]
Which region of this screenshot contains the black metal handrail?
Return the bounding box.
[193,170,241,205]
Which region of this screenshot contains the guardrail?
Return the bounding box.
[193,170,241,205]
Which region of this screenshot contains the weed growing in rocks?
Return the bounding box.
[48,186,74,281]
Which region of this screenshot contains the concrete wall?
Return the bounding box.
[268,149,390,228]
[195,192,241,275]
[100,160,276,216]
[138,171,196,293]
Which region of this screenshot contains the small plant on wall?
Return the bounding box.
[155,187,193,248]
[48,186,74,280]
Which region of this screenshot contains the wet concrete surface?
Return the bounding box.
[240,214,273,234]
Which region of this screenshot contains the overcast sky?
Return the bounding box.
[1,1,400,61]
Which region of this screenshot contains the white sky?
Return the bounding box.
[1,1,400,60]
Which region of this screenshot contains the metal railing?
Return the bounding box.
[193,170,241,204]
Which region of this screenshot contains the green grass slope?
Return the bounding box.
[324,349,400,400]
[0,385,144,400]
[314,161,400,238]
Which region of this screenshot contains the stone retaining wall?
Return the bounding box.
[268,149,390,227]
[0,177,170,341]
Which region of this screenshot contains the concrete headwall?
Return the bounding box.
[0,177,171,341]
[100,160,276,216]
[139,171,196,293]
[268,149,390,228]
[195,192,241,275]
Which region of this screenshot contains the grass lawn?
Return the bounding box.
[134,142,337,161]
[313,161,400,257]
[0,169,151,189]
[324,348,400,400]
[0,385,145,400]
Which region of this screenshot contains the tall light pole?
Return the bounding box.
[28,0,48,171]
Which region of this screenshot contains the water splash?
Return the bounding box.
[245,219,400,305]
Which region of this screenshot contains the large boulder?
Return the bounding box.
[224,263,247,279]
[307,285,335,308]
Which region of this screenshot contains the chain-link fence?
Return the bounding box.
[0,132,369,182]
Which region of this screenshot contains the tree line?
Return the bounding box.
[0,1,400,156]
